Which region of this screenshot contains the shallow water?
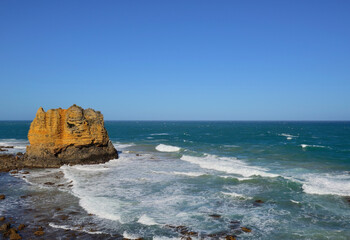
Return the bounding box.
[1,121,350,239]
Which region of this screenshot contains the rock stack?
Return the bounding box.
[24,104,118,167]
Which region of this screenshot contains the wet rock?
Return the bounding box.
[175,226,188,231]
[21,171,29,174]
[16,152,23,156]
[136,154,141,156]
[0,154,23,172]
[344,196,350,204]
[0,148,7,152]
[0,217,5,221]
[225,235,237,240]
[9,228,21,240]
[0,146,14,149]
[44,182,55,186]
[58,215,69,220]
[0,194,5,200]
[241,227,252,233]
[229,220,240,224]
[68,184,73,187]
[255,199,264,204]
[0,223,11,231]
[55,207,62,211]
[17,224,25,231]
[180,237,192,240]
[70,232,77,238]
[207,232,227,238]
[34,230,45,236]
[20,195,31,199]
[209,214,221,219]
[69,211,79,215]
[10,170,18,174]
[181,231,198,236]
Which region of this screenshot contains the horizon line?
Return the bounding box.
[1,120,349,122]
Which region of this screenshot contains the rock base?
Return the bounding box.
[24,141,118,168]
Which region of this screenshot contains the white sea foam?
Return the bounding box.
[300,144,328,149]
[301,173,350,196]
[221,191,252,199]
[150,133,169,136]
[123,231,143,239]
[172,171,205,177]
[0,139,28,153]
[137,214,159,226]
[153,237,181,240]
[49,223,104,234]
[152,170,205,177]
[223,145,240,148]
[155,144,181,152]
[61,164,124,222]
[279,133,297,140]
[290,200,300,204]
[114,142,135,149]
[180,154,278,178]
[219,175,253,181]
[71,165,109,172]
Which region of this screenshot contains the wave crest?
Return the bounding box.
[155,144,181,152]
[180,154,278,178]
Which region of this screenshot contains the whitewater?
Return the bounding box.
[1,121,350,239]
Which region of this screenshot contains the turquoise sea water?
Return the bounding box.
[1,121,350,239]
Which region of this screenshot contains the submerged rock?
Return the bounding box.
[241,227,252,233]
[0,223,11,231]
[209,214,221,219]
[24,105,118,167]
[33,230,44,236]
[225,235,237,240]
[0,195,5,200]
[8,228,21,240]
[17,224,25,231]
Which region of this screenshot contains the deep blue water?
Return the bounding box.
[1,121,350,239]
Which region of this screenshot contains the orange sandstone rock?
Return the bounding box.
[24,105,118,167]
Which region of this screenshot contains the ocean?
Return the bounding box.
[0,121,350,239]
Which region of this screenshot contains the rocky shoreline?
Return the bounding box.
[0,169,119,240]
[0,166,255,240]
[0,105,121,239]
[0,153,26,172]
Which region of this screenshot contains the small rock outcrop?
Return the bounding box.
[24,105,118,167]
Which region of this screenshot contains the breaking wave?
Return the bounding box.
[180,154,278,178]
[155,144,181,152]
[300,173,350,196]
[300,144,329,149]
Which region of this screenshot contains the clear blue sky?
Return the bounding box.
[1,0,349,120]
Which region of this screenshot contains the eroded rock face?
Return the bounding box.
[24,105,118,167]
